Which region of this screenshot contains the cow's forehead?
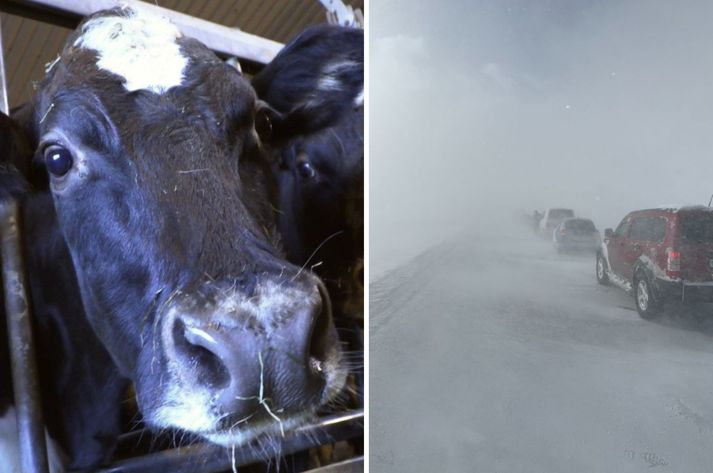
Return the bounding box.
[72,7,187,94]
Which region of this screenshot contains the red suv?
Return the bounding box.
[596,206,713,318]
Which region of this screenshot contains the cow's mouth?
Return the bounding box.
[144,337,346,446]
[199,347,346,447]
[201,412,312,447]
[141,276,346,445]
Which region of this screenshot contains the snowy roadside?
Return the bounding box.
[370,241,457,336]
[371,231,713,473]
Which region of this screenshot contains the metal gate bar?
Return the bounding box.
[306,456,363,473]
[0,0,283,65]
[88,411,363,473]
[0,200,50,473]
[1,9,50,472]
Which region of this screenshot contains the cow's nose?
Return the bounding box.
[164,284,335,415]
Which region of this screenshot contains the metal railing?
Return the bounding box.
[89,411,363,473]
[1,200,50,473]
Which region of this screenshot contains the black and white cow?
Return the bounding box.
[252,25,364,321]
[3,5,346,470]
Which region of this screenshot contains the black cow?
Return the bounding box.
[252,25,364,321]
[1,111,128,471]
[2,5,345,469]
[0,111,32,199]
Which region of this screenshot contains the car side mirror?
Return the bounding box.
[604,228,614,238]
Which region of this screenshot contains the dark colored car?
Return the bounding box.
[596,206,713,318]
[553,218,600,253]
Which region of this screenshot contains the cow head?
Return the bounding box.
[252,26,364,319]
[32,8,344,445]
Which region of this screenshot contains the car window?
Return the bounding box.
[550,209,574,219]
[651,217,666,242]
[629,218,647,240]
[681,213,713,243]
[629,217,666,242]
[567,219,596,232]
[614,217,630,237]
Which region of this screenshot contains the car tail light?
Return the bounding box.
[666,248,681,278]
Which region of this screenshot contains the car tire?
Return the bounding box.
[596,253,610,285]
[634,274,662,319]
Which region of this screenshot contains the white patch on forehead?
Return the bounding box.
[317,75,342,92]
[317,60,360,92]
[74,8,187,94]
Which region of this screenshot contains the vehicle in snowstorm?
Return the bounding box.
[596,206,713,318]
[538,208,575,237]
[553,218,601,253]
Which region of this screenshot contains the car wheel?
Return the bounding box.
[634,276,661,319]
[596,253,610,285]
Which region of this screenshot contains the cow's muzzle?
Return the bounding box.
[157,276,340,434]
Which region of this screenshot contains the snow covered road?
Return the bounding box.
[370,230,713,473]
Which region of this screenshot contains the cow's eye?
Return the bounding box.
[44,146,74,177]
[297,160,316,179]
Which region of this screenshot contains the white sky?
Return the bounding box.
[370,0,713,275]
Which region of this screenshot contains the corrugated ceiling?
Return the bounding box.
[0,0,364,109]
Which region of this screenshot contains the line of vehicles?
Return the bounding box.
[533,208,601,253]
[534,205,713,319]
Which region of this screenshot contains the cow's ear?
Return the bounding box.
[254,100,333,145]
[255,100,284,143]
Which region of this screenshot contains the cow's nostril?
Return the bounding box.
[173,319,230,389]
